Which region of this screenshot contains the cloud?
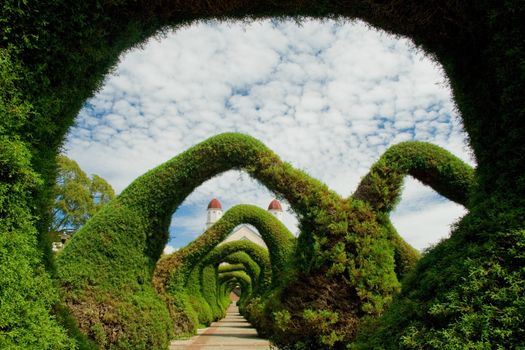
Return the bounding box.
[390,177,467,250]
[163,245,177,255]
[65,19,474,250]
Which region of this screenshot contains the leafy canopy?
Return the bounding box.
[50,155,114,234]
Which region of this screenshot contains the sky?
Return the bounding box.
[64,19,475,254]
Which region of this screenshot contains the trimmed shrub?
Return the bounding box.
[59,133,476,347]
[2,1,523,348]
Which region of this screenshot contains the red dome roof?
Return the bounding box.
[207,198,222,209]
[268,199,283,211]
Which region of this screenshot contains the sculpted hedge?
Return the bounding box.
[156,204,293,334]
[184,240,271,325]
[1,1,523,349]
[55,132,471,348]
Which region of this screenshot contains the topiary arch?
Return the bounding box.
[183,240,271,326]
[196,240,271,295]
[155,203,295,295]
[55,132,473,348]
[1,2,524,349]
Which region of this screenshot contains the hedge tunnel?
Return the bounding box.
[215,253,261,309]
[210,250,269,318]
[220,253,262,285]
[218,271,252,294]
[2,1,524,349]
[196,240,271,293]
[54,132,476,348]
[156,203,293,296]
[218,270,254,307]
[221,252,264,292]
[183,240,271,325]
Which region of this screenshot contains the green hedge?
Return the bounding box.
[208,250,266,320]
[218,263,245,273]
[156,203,295,295]
[221,252,263,293]
[184,241,269,325]
[354,141,475,212]
[2,1,524,348]
[198,240,271,294]
[159,206,287,333]
[58,132,477,348]
[218,271,253,304]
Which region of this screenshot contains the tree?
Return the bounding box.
[50,155,115,236]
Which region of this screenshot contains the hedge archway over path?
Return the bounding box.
[2,2,523,348]
[220,252,263,286]
[155,203,295,296]
[55,132,473,348]
[218,270,253,300]
[195,240,271,294]
[183,240,271,325]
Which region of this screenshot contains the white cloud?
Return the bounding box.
[65,19,475,250]
[163,245,177,255]
[391,177,467,250]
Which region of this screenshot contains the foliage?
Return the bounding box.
[158,205,289,333]
[204,248,267,321]
[57,132,476,347]
[51,155,115,234]
[218,263,245,273]
[1,0,524,348]
[222,252,262,293]
[199,240,271,294]
[156,204,295,294]
[201,264,223,320]
[354,141,475,212]
[218,270,253,301]
[0,50,75,350]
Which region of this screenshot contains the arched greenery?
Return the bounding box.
[1,1,523,348]
[198,240,271,293]
[354,141,475,212]
[183,240,270,325]
[156,203,295,296]
[218,270,253,304]
[217,260,259,307]
[352,140,476,278]
[161,211,282,332]
[217,263,245,273]
[221,252,263,292]
[54,132,476,348]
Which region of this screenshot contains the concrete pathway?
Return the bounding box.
[169,302,272,350]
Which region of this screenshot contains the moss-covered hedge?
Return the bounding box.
[221,252,263,292]
[204,248,269,322]
[354,141,475,212]
[156,204,292,334]
[184,240,270,325]
[2,1,524,348]
[219,270,253,302]
[55,132,477,348]
[199,240,271,294]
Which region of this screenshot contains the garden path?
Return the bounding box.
[169,301,271,350]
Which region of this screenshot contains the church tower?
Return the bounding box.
[206,198,223,228]
[268,199,283,221]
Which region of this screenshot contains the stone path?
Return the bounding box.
[169,302,272,350]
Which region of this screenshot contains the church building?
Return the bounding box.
[205,198,284,249]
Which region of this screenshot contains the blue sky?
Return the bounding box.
[64,19,474,253]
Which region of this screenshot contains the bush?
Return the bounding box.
[2,1,524,347]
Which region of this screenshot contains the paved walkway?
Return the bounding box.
[169,302,271,350]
